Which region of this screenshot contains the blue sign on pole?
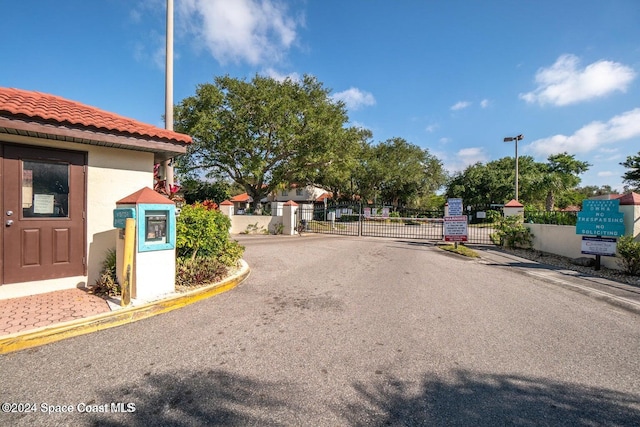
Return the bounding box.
[113,208,136,228]
[576,200,625,237]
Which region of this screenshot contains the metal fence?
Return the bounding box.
[296,203,499,245]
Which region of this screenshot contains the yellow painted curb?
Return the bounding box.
[0,260,250,355]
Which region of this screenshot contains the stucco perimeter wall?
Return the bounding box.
[525,224,621,270]
[230,215,283,234]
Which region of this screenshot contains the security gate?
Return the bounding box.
[296,203,500,245]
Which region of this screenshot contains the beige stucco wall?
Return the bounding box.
[620,204,640,239]
[229,215,283,234]
[0,135,154,299]
[525,224,621,270]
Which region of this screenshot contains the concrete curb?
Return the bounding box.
[476,249,640,315]
[0,260,250,355]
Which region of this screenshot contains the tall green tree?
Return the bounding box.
[179,177,234,205]
[446,156,539,207]
[296,127,372,202]
[534,153,590,211]
[355,138,446,207]
[174,75,361,209]
[621,151,640,191]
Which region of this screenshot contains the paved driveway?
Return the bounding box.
[2,235,639,426]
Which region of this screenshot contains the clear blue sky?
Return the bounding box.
[2,0,639,191]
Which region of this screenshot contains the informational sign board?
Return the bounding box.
[113,208,136,228]
[447,198,463,216]
[444,215,468,242]
[581,236,617,257]
[576,200,625,237]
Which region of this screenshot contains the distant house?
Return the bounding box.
[230,184,331,214]
[0,88,191,299]
[269,184,331,206]
[229,192,252,214]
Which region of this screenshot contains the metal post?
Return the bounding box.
[164,0,174,194]
[504,134,524,201]
[515,138,518,201]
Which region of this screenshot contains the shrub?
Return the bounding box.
[241,222,264,234]
[485,210,502,223]
[217,240,245,267]
[617,235,640,275]
[176,256,228,288]
[91,248,120,297]
[177,202,243,264]
[490,215,534,249]
[271,223,284,235]
[524,207,577,225]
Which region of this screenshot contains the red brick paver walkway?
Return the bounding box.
[0,288,111,336]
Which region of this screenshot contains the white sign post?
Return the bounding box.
[445,199,467,247]
[444,215,468,243]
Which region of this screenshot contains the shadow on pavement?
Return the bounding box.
[83,368,640,426]
[88,369,294,426]
[339,369,640,426]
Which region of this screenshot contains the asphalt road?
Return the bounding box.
[1,234,639,426]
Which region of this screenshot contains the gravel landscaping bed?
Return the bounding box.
[498,247,640,287]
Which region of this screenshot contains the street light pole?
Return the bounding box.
[503,134,524,201]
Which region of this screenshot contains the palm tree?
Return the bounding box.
[537,153,590,211]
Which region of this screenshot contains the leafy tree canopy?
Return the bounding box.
[354,138,446,207]
[174,74,363,208]
[621,151,640,191]
[446,153,590,210]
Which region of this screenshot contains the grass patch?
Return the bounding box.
[438,244,479,258]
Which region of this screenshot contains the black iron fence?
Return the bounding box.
[296,203,500,244]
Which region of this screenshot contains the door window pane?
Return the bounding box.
[22,160,69,218]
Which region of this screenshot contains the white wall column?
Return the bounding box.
[283,200,298,235]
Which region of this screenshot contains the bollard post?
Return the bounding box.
[121,217,135,306]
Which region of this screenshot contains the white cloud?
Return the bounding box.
[520,54,636,106]
[480,99,489,108]
[527,108,640,156]
[597,171,614,177]
[458,147,487,162]
[262,68,300,82]
[426,124,438,133]
[331,88,376,110]
[446,147,489,173]
[439,137,450,144]
[451,101,471,111]
[177,0,301,65]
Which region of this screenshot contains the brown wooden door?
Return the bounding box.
[2,144,86,284]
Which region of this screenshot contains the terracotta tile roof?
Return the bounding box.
[316,193,332,202]
[116,187,174,205]
[230,193,252,202]
[504,199,524,207]
[0,87,191,144]
[618,191,640,205]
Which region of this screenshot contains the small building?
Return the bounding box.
[229,193,253,214]
[269,184,331,206]
[0,88,191,299]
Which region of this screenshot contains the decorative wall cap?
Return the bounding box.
[504,199,524,208]
[116,187,174,205]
